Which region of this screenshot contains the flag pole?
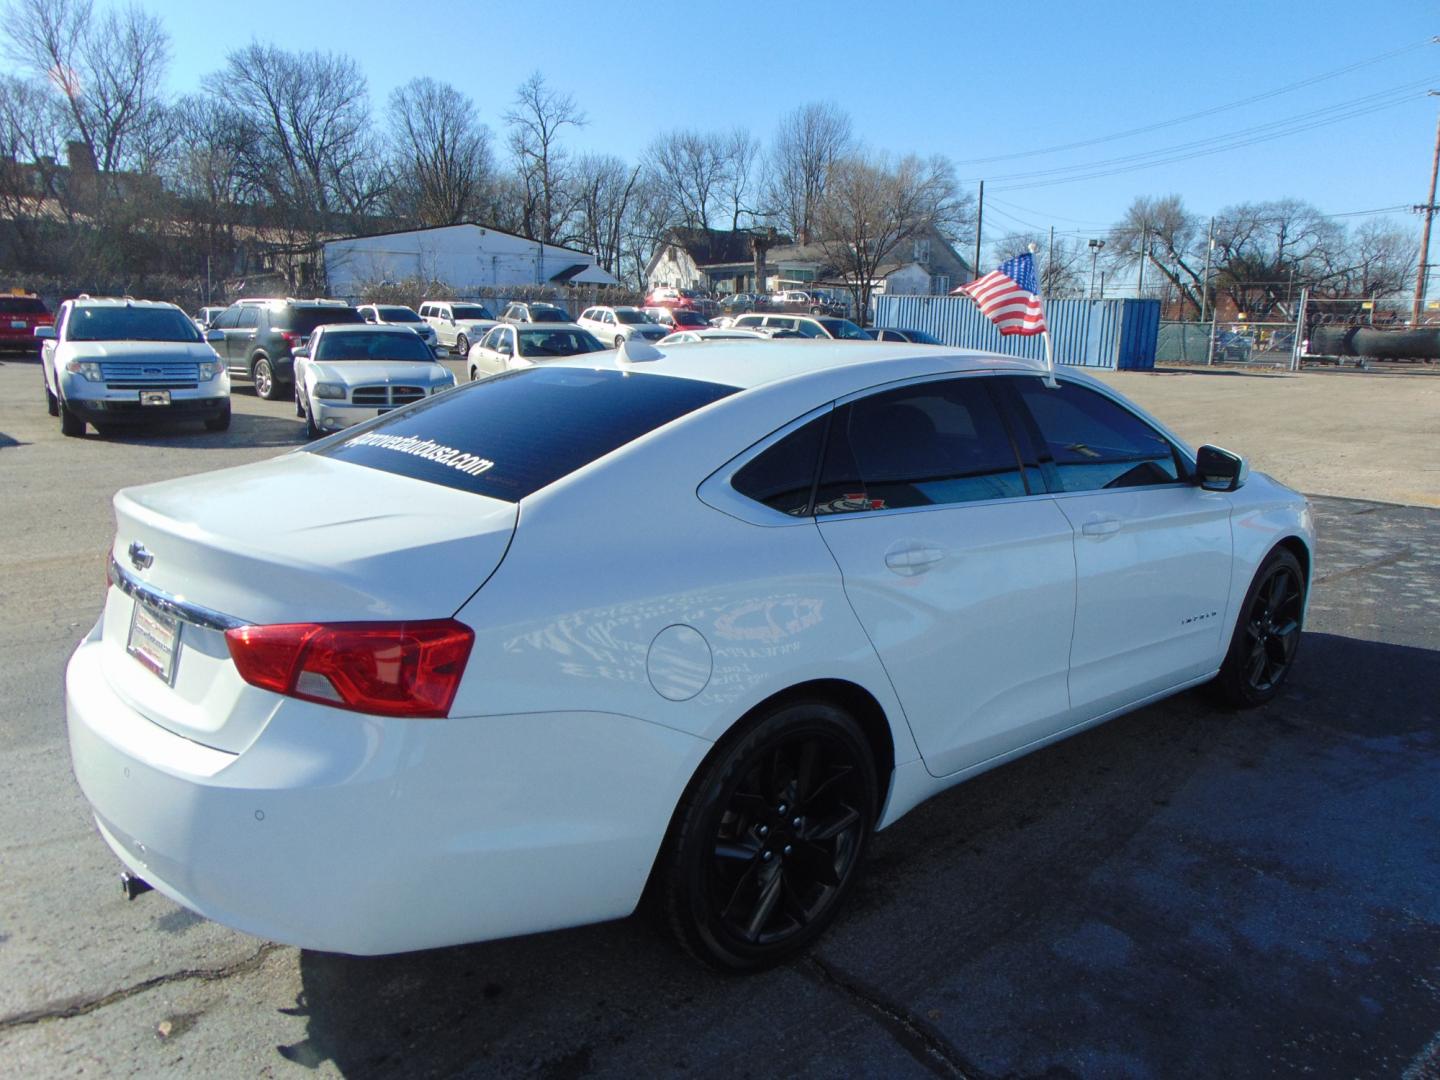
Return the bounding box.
[1028,243,1058,388]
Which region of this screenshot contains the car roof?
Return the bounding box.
[68,296,179,310]
[315,322,417,335]
[512,321,584,330]
[552,340,1079,394]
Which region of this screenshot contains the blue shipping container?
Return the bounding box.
[872,296,1160,371]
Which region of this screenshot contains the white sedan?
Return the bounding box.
[293,324,455,438]
[67,343,1312,970]
[657,328,772,345]
[465,322,606,379]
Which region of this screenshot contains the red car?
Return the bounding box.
[0,293,53,354]
[644,287,719,319]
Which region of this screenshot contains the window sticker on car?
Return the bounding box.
[346,432,496,476]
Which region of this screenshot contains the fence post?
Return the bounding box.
[1291,288,1308,371]
[1205,317,1216,366]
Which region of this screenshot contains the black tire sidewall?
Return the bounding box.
[665,702,877,971]
[1216,547,1305,708]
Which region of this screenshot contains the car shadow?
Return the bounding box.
[88,411,304,449]
[1150,365,1296,379]
[279,631,1440,1078]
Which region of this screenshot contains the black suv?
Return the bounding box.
[211,299,363,399]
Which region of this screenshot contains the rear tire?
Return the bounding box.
[204,403,231,432]
[654,700,877,971]
[59,398,85,437]
[455,334,469,358]
[252,356,279,400]
[1213,547,1306,708]
[469,365,479,382]
[614,335,625,349]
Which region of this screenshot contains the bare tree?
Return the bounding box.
[1212,198,1346,317]
[0,74,70,266]
[570,153,641,277]
[505,71,584,243]
[1336,219,1416,299]
[3,0,170,178]
[765,102,852,243]
[387,78,493,227]
[815,152,961,324]
[990,230,1088,297]
[718,128,760,231]
[1108,195,1208,312]
[643,128,729,230]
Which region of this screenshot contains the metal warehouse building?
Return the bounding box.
[323,223,619,299]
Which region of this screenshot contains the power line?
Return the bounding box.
[953,38,1434,167]
[970,79,1432,186]
[991,86,1431,192]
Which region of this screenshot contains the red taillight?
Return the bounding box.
[278,331,299,345]
[225,620,474,718]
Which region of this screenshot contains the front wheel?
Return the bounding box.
[455,334,469,358]
[303,393,321,440]
[44,380,58,417]
[58,397,85,436]
[614,335,625,349]
[655,701,877,971]
[1213,547,1306,708]
[204,403,231,432]
[469,365,479,382]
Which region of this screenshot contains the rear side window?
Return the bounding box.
[732,416,828,516]
[315,367,738,501]
[1010,378,1181,492]
[816,379,1026,514]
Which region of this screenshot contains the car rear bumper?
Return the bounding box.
[66,626,709,955]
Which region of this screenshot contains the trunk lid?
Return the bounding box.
[102,451,515,751]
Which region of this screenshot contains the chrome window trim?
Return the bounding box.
[109,558,247,632]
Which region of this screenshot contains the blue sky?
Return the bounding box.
[153,0,1436,239]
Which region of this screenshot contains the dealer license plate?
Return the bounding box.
[10,320,25,329]
[127,600,180,684]
[140,390,171,406]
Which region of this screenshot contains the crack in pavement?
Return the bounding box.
[802,954,983,1079]
[0,942,283,1031]
[1314,547,1414,585]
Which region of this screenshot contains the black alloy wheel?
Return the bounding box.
[657,701,876,971]
[1215,547,1305,707]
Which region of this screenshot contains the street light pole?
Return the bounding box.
[1088,238,1105,299]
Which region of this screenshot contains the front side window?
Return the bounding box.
[815,379,1026,514]
[315,367,737,501]
[213,307,241,330]
[1010,378,1181,492]
[237,306,261,329]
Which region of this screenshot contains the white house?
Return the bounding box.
[323,223,619,299]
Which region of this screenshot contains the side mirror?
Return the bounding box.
[204,328,224,343]
[293,347,310,360]
[1195,444,1247,492]
[35,325,56,340]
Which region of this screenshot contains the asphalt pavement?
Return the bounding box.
[0,354,1437,1078]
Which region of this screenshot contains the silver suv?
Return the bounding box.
[38,297,230,436]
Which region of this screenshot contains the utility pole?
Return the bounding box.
[1200,216,1214,322]
[1045,225,1055,293]
[973,181,984,280]
[1136,227,1148,297]
[1412,97,1440,325]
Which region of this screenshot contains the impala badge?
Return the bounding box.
[128,541,154,570]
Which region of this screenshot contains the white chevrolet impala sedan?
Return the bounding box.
[68,342,1313,970]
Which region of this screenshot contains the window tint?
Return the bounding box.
[0,297,47,314]
[732,416,828,516]
[278,307,363,334]
[213,307,241,329]
[315,367,738,501]
[236,306,260,329]
[66,305,202,343]
[815,379,1026,514]
[795,320,826,338]
[1011,378,1180,492]
[315,330,434,362]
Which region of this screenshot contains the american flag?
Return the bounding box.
[952,252,1047,336]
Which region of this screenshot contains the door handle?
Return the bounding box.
[1081,516,1122,538]
[884,541,947,576]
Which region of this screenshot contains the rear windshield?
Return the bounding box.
[314,366,738,501]
[530,306,568,320]
[66,306,200,343]
[377,306,422,323]
[614,310,650,325]
[276,307,363,334]
[451,304,493,320]
[0,297,47,315]
[516,328,605,357]
[315,330,435,362]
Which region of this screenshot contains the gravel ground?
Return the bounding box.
[1,353,1437,1078]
